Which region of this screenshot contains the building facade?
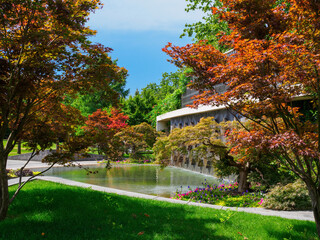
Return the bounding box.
[156,87,235,176]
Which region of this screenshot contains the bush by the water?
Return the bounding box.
[262,179,311,210]
[6,169,39,178]
[173,180,264,207]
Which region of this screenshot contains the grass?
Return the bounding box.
[4,140,32,156]
[1,181,317,240]
[3,140,58,156]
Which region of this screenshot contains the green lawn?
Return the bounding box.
[4,140,31,156]
[1,181,317,240]
[3,140,57,156]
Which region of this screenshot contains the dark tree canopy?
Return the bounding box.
[0,0,127,221]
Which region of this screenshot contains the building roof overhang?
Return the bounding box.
[156,104,227,122]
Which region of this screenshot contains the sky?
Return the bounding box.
[87,0,204,96]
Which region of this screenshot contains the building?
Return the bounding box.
[156,87,236,176]
[156,88,236,132]
[156,49,238,133]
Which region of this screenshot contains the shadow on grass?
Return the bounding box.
[1,181,317,240]
[3,181,225,240]
[265,221,318,240]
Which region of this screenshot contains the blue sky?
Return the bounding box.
[87,0,203,96]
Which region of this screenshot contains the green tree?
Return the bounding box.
[154,117,252,192]
[64,66,129,117]
[133,122,159,149]
[181,0,230,51]
[147,69,190,126]
[121,69,189,126]
[115,125,146,160]
[121,89,152,125]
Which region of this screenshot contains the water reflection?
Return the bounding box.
[45,164,221,198]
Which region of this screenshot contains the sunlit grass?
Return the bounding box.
[1,181,317,240]
[3,140,57,156]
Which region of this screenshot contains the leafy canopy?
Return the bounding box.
[164,0,320,235]
[121,69,190,126]
[181,0,230,51]
[0,0,127,220]
[82,108,129,160]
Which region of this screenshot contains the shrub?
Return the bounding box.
[6,169,17,178]
[128,151,155,164]
[6,168,36,178]
[15,169,34,177]
[262,179,312,210]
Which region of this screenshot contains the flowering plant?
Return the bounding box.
[173,180,264,207]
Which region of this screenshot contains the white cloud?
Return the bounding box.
[88,0,204,31]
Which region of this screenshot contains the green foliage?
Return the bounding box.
[6,169,39,179]
[147,88,183,127]
[6,169,17,178]
[153,117,229,170]
[114,125,146,160]
[154,118,295,193]
[153,135,171,165]
[215,208,237,223]
[132,122,159,148]
[181,0,230,51]
[64,79,129,117]
[121,69,190,126]
[127,152,155,164]
[247,159,297,190]
[120,89,155,125]
[64,92,111,117]
[3,140,34,156]
[114,122,158,161]
[262,179,312,211]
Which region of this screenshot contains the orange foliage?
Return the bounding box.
[164,1,320,234]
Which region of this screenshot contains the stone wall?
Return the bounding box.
[170,150,236,181]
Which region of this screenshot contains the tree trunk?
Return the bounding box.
[313,201,320,239]
[56,140,59,151]
[238,166,250,193]
[306,184,320,238]
[17,142,21,154]
[0,162,9,221]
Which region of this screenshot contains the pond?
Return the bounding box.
[44,164,222,198]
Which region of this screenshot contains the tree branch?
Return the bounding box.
[10,162,57,204]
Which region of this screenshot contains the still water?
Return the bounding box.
[45,164,221,197]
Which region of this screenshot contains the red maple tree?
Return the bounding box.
[164,0,320,235]
[83,109,129,160]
